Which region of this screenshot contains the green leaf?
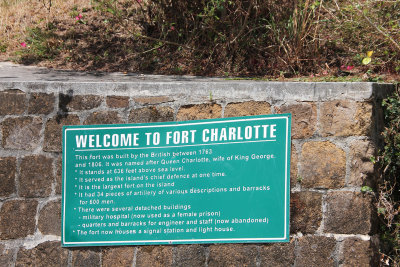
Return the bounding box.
[361,186,373,193]
[362,57,372,65]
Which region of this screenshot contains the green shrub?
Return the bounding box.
[378,85,400,265]
[17,24,60,64]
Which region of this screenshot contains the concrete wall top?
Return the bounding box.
[0,62,394,102]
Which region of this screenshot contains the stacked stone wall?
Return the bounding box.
[0,81,394,266]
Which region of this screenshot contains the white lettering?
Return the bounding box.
[76,135,87,148]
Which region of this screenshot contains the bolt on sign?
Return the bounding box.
[62,114,291,247]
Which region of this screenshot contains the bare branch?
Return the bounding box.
[355,0,400,52]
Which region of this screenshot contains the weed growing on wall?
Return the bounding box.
[378,84,400,265]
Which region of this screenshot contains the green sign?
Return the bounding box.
[62,114,291,247]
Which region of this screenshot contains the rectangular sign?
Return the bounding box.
[62,114,291,247]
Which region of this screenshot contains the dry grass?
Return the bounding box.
[0,0,90,58]
[0,0,398,79]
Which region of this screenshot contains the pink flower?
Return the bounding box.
[75,14,83,21]
[170,26,175,31]
[20,42,27,48]
[346,65,354,71]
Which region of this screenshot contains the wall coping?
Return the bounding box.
[0,62,394,102]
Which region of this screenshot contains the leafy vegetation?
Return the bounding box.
[16,24,61,63]
[378,86,400,265]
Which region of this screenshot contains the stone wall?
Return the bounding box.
[0,78,394,266]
